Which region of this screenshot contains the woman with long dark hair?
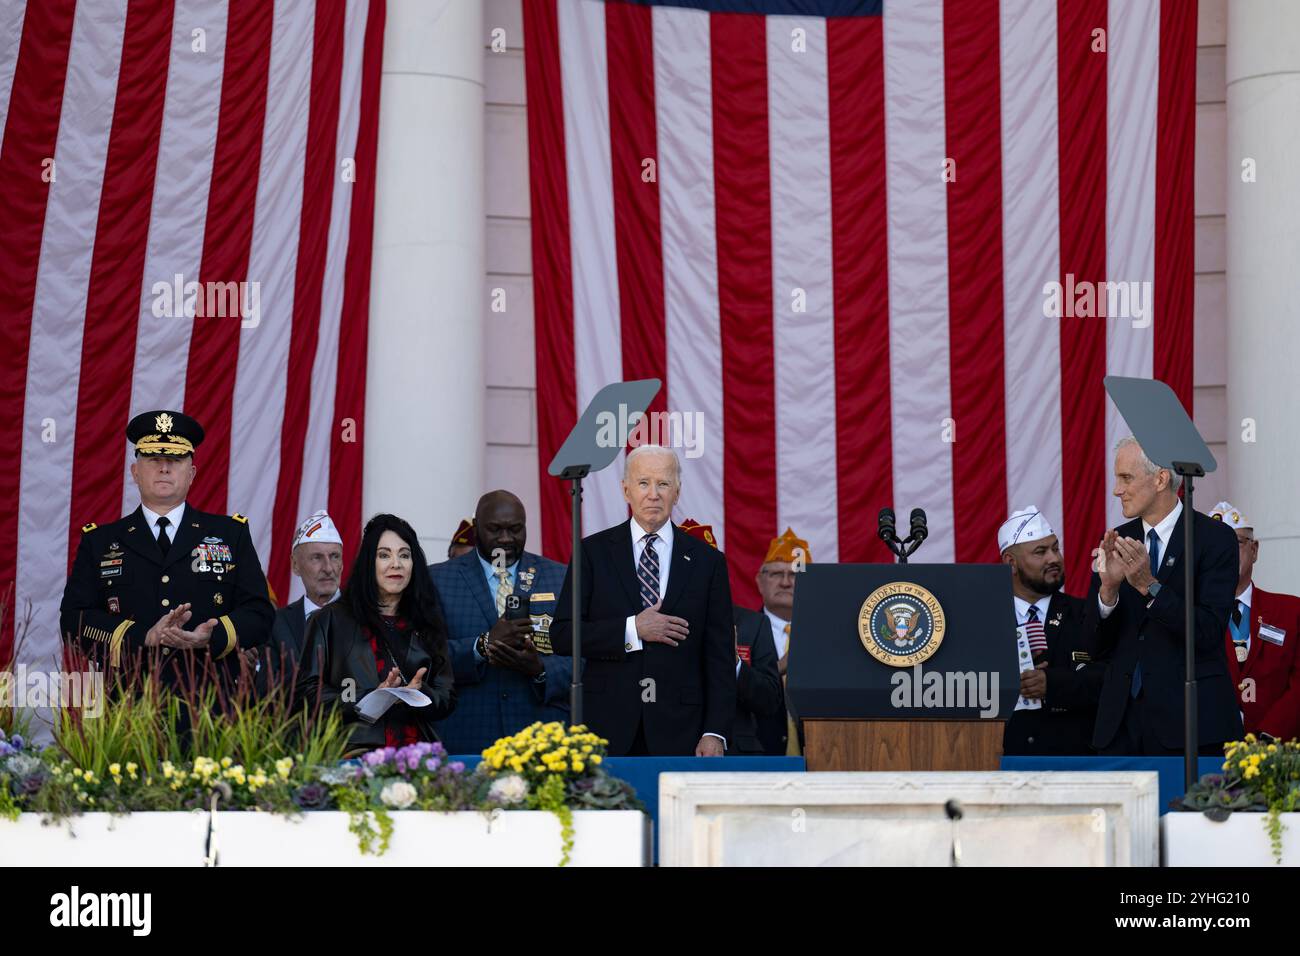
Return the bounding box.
[298,514,455,754]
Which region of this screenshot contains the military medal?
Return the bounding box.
[214,593,224,606]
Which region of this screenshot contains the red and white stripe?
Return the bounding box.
[1,0,385,665]
[525,0,1197,607]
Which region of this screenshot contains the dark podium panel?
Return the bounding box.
[785,563,1018,772]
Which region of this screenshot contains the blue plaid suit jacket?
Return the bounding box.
[428,549,572,754]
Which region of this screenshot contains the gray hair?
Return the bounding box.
[1115,435,1183,491]
[624,443,681,485]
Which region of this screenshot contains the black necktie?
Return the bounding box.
[1231,600,1243,628]
[156,516,172,557]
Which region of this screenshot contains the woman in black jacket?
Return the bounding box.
[298,514,455,754]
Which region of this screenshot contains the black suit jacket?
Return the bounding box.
[254,597,320,697]
[552,521,736,756]
[60,504,273,686]
[1082,507,1243,750]
[1002,592,1105,755]
[733,606,782,755]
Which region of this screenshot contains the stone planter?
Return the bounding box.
[1161,812,1300,867]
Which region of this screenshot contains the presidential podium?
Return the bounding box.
[785,563,1019,772]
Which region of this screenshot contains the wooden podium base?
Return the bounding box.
[803,719,1004,772]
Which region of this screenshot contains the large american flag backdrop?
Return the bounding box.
[0,0,385,664]
[524,0,1196,608]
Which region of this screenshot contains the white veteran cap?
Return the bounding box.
[1209,501,1252,531]
[292,510,343,548]
[998,506,1055,554]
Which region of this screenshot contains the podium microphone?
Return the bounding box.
[877,507,897,544]
[909,508,928,542]
[945,798,963,867]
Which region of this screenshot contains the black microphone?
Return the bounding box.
[878,507,897,543]
[909,508,928,542]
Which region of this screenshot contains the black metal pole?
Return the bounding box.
[570,476,583,725]
[1183,474,1197,791]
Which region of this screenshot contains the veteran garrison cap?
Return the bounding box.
[450,517,476,547]
[126,410,205,458]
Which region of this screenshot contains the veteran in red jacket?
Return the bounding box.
[1211,501,1300,741]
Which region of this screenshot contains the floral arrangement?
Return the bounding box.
[3,694,642,865]
[330,724,642,865]
[1178,735,1300,863]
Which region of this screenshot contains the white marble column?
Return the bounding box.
[367,0,486,557]
[1225,0,1300,590]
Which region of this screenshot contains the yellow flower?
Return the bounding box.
[591,755,602,765]
[573,761,585,773]
[221,757,233,768]
[109,763,121,776]
[275,757,293,779]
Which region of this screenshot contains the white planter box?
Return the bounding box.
[1,810,649,867]
[213,810,648,866]
[0,812,210,866]
[1161,812,1300,867]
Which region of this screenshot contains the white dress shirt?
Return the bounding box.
[303,591,339,620]
[623,518,673,653]
[1013,594,1051,627]
[764,606,791,660]
[1232,582,1254,654]
[1099,499,1182,617]
[141,502,187,541]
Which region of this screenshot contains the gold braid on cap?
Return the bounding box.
[134,433,195,455]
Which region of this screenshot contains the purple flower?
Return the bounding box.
[10,735,23,750]
[424,758,441,772]
[292,782,331,810]
[448,761,465,774]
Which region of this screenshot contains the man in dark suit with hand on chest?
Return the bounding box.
[552,445,735,756]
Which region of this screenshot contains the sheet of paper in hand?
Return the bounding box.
[357,686,432,722]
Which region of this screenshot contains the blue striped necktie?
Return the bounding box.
[1130,529,1161,699]
[637,533,660,609]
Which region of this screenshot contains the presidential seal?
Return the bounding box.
[858,582,946,667]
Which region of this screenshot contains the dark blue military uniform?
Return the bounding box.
[60,506,274,684]
[58,409,273,686]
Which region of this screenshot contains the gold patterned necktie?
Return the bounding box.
[783,623,801,757]
[495,569,512,616]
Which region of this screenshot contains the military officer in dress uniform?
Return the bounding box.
[59,410,274,688]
